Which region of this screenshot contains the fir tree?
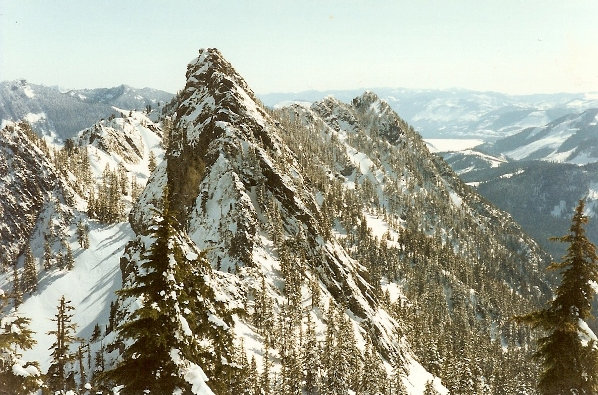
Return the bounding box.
[261,345,272,394]
[103,186,238,394]
[78,344,86,389]
[253,274,274,335]
[390,356,409,395]
[518,200,598,394]
[47,295,79,393]
[359,336,387,394]
[0,291,41,394]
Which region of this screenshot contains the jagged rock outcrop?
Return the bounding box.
[0,122,66,262]
[125,48,557,393]
[128,48,441,391]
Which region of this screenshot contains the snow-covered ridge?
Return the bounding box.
[480,108,598,165]
[0,121,63,262]
[126,48,449,392]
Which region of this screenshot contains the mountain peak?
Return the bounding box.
[175,48,268,140]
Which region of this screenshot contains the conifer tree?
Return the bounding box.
[76,219,90,249]
[390,356,409,395]
[47,295,79,393]
[253,274,274,335]
[423,380,440,395]
[302,312,321,394]
[90,323,101,343]
[261,345,272,394]
[0,290,41,394]
[148,150,157,173]
[43,240,52,271]
[518,200,598,394]
[64,242,75,270]
[249,356,260,395]
[21,247,37,294]
[103,186,237,394]
[359,336,387,394]
[11,264,22,308]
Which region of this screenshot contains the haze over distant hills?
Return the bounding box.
[438,107,598,259]
[261,88,598,140]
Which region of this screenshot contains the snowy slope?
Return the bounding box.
[126,48,448,393]
[479,108,598,164]
[0,110,162,388]
[20,221,132,371]
[75,109,164,188]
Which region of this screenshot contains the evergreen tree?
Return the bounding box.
[78,344,86,389]
[21,247,37,294]
[261,345,272,394]
[390,356,409,395]
[518,200,598,394]
[248,356,260,395]
[148,150,157,173]
[43,240,53,271]
[423,380,440,395]
[11,264,22,308]
[0,291,41,394]
[76,219,89,249]
[46,295,79,393]
[90,322,102,343]
[359,336,387,394]
[253,274,274,335]
[103,186,237,394]
[302,312,321,394]
[64,242,75,270]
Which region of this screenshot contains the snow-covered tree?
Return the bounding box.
[76,219,90,249]
[0,290,41,394]
[518,200,598,394]
[10,264,22,308]
[21,247,37,294]
[46,295,79,393]
[148,150,157,173]
[302,312,321,394]
[43,240,53,271]
[103,186,238,394]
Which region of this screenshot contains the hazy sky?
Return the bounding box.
[1,1,597,95]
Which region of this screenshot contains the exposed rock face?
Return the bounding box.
[0,122,64,262]
[125,48,554,393]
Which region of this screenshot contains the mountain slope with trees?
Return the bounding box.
[0,48,582,394]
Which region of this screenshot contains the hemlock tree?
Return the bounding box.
[518,200,598,394]
[103,186,238,394]
[0,290,41,394]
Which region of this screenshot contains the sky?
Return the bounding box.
[1,1,597,95]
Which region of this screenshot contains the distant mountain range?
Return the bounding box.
[0,80,173,143]
[478,108,598,164]
[261,88,598,139]
[437,107,598,258]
